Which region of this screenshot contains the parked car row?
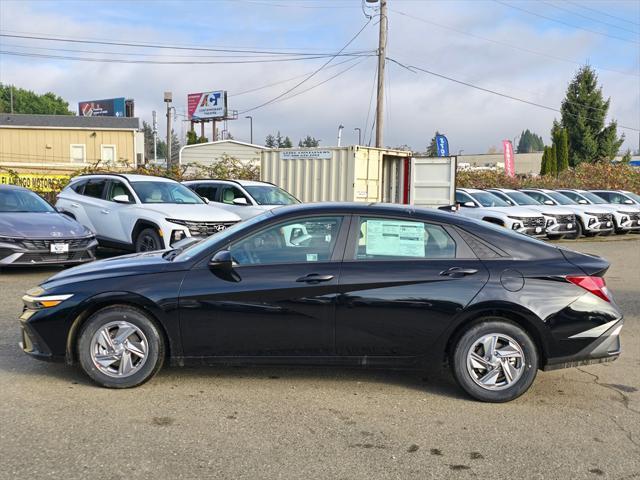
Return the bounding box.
[454,188,640,239]
[1,173,638,268]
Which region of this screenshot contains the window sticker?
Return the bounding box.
[306,253,318,262]
[365,220,425,257]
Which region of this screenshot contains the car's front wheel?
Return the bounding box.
[135,228,163,252]
[77,306,165,388]
[451,319,538,402]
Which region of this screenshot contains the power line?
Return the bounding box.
[565,0,640,28]
[0,32,371,56]
[231,0,360,9]
[390,8,639,78]
[240,18,373,114]
[386,56,640,133]
[0,50,371,65]
[541,1,639,35]
[493,0,640,45]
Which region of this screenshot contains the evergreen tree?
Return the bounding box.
[548,143,557,177]
[540,146,557,176]
[142,121,154,163]
[186,130,198,145]
[281,136,293,148]
[517,129,545,153]
[560,66,624,165]
[298,135,320,147]
[620,149,632,163]
[426,131,441,157]
[265,134,276,148]
[552,121,570,174]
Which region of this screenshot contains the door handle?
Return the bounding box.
[439,267,478,277]
[101,209,110,214]
[296,274,334,283]
[70,203,80,208]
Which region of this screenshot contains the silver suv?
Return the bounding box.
[56,174,241,252]
[558,189,640,234]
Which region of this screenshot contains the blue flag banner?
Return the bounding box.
[435,134,449,157]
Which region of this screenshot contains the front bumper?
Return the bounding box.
[546,221,576,236]
[616,214,640,232]
[0,238,98,266]
[583,215,614,234]
[543,318,623,371]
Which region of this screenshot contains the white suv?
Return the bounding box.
[56,174,241,252]
[520,189,613,237]
[558,189,640,234]
[183,179,300,220]
[455,188,547,237]
[486,188,576,240]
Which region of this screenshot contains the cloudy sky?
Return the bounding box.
[0,0,638,154]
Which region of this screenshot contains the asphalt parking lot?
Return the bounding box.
[0,238,638,480]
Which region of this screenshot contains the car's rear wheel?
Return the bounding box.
[451,319,538,402]
[77,306,164,388]
[135,228,163,252]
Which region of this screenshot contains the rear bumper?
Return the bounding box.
[543,318,623,371]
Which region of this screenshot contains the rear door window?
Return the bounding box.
[83,179,107,199]
[193,184,219,202]
[353,217,456,260]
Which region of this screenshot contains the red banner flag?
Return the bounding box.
[503,140,515,177]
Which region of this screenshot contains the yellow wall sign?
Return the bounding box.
[0,173,69,192]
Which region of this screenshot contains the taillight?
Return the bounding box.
[566,275,611,302]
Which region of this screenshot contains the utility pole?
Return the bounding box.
[152,110,158,165]
[375,0,387,149]
[164,92,173,169]
[9,85,14,113]
[354,127,362,145]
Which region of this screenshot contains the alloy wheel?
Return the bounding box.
[466,333,525,391]
[90,321,149,378]
[139,234,158,252]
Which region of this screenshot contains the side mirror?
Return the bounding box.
[463,201,476,208]
[209,250,233,271]
[113,194,132,204]
[202,197,210,204]
[543,200,554,205]
[578,199,588,204]
[624,199,633,204]
[233,197,249,206]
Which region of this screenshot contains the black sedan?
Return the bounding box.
[19,203,623,402]
[0,185,97,266]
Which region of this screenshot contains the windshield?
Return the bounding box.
[174,211,273,262]
[580,191,607,204]
[546,191,577,205]
[244,185,299,205]
[624,191,640,203]
[0,189,55,213]
[131,181,204,204]
[469,191,510,207]
[504,191,540,206]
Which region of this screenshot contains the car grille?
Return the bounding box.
[522,217,545,228]
[16,249,95,264]
[183,221,238,237]
[554,214,574,224]
[19,238,93,251]
[597,214,613,222]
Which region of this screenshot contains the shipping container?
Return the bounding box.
[260,146,411,203]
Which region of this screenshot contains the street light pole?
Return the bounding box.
[354,127,362,145]
[164,91,173,169]
[245,116,253,144]
[337,124,344,147]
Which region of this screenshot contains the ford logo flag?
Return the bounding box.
[435,134,449,157]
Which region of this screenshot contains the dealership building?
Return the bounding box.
[0,114,143,189]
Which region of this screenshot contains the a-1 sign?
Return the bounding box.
[188,91,228,120]
[435,134,449,157]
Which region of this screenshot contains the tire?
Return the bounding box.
[135,228,163,252]
[77,305,165,388]
[451,319,538,403]
[567,219,583,240]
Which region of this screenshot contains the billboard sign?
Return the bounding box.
[435,134,449,157]
[502,139,515,177]
[79,97,126,117]
[188,91,227,120]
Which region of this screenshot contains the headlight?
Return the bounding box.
[166,218,187,226]
[22,293,73,309]
[511,222,521,230]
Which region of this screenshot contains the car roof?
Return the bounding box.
[487,188,517,193]
[183,179,272,187]
[457,188,484,193]
[72,173,178,183]
[0,184,30,191]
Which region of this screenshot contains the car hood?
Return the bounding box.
[559,204,612,215]
[213,203,268,220]
[0,212,92,238]
[601,203,640,213]
[477,206,543,217]
[43,250,174,287]
[131,203,241,222]
[516,205,575,216]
